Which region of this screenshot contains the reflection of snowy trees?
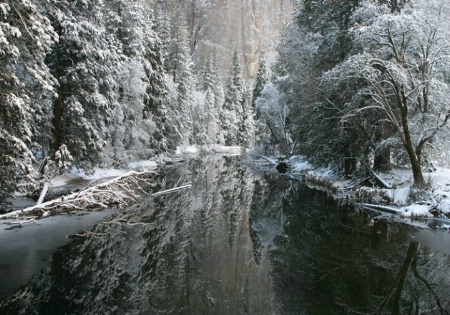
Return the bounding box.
[268,188,450,314]
[0,158,277,314]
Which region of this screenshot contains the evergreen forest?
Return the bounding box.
[1,0,450,203]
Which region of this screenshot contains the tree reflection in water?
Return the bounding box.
[0,156,449,314]
[269,184,450,315]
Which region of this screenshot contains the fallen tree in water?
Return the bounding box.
[0,170,157,220]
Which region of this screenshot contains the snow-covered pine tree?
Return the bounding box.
[241,89,256,148]
[175,19,196,146]
[102,0,168,161]
[47,0,110,170]
[165,4,186,82]
[205,87,219,144]
[195,54,222,144]
[144,6,169,153]
[221,49,246,146]
[211,50,225,110]
[198,55,215,91]
[0,0,58,201]
[252,57,269,110]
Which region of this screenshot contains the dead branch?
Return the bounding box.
[0,170,156,220]
[152,184,192,197]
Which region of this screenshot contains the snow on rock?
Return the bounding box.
[386,187,410,205]
[438,198,450,215]
[401,204,434,218]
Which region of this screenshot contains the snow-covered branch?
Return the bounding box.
[0,170,156,220]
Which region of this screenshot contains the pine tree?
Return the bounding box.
[0,0,58,200]
[175,22,196,145]
[47,0,111,169]
[241,90,256,148]
[103,0,168,160]
[221,49,246,146]
[165,4,186,82]
[205,87,220,144]
[252,57,269,110]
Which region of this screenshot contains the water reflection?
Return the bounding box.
[269,184,450,314]
[0,156,449,314]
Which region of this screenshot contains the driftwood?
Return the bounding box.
[354,203,403,214]
[0,170,156,220]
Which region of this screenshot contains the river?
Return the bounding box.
[0,156,449,314]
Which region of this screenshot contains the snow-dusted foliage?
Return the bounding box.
[0,0,255,200]
[275,0,450,183]
[175,28,196,145]
[0,0,172,200]
[107,59,155,161]
[241,90,256,148]
[102,0,168,162]
[255,83,290,153]
[221,49,247,146]
[320,0,450,186]
[47,0,113,169]
[252,57,269,109]
[0,0,58,200]
[193,55,222,145]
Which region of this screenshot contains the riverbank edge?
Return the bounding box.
[277,155,450,223]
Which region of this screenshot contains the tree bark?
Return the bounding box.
[399,90,426,188]
[373,121,391,172]
[51,90,64,158]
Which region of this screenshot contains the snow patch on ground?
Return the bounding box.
[176,144,243,156]
[288,156,314,171]
[287,156,450,219]
[387,187,410,205]
[438,198,450,215]
[126,160,158,171]
[401,204,434,218]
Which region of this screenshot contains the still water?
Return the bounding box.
[0,156,449,314]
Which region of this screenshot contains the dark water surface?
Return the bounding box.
[0,156,449,314]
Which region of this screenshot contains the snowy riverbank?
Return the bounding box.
[281,155,450,223]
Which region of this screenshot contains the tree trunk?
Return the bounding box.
[344,157,357,177]
[399,89,426,188]
[410,152,425,188]
[373,121,391,172]
[51,92,63,158]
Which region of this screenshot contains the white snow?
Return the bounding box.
[401,204,434,218]
[51,161,157,188]
[175,144,243,156]
[176,145,199,155]
[126,160,158,171]
[387,187,410,205]
[288,156,313,171]
[288,155,450,218]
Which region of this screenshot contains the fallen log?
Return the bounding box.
[0,170,155,220]
[354,203,403,214]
